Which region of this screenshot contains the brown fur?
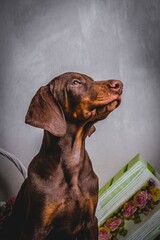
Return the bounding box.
[3,72,123,240]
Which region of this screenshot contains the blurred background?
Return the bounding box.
[0,0,160,200]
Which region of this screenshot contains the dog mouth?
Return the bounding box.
[84,97,121,120]
[97,99,120,114]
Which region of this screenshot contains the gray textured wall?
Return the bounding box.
[0,0,160,199]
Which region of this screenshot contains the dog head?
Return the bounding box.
[25,72,123,137]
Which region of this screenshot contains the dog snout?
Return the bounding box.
[108,80,123,94]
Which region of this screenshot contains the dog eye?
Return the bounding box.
[72,79,82,86]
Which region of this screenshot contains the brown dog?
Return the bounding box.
[4,72,123,240]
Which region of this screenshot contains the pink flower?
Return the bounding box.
[104,217,122,231]
[6,196,16,207]
[134,191,151,209]
[122,201,136,219]
[99,227,112,240]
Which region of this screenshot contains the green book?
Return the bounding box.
[97,154,160,240]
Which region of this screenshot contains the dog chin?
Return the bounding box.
[94,99,121,120]
[83,98,121,121]
[97,99,119,114]
[106,100,119,111]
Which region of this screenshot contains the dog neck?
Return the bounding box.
[40,122,90,163]
[42,120,91,147]
[37,124,89,182]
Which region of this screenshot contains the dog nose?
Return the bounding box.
[108,80,123,94]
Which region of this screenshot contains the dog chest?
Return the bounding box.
[43,193,95,236]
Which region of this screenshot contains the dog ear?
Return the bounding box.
[25,85,67,137]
